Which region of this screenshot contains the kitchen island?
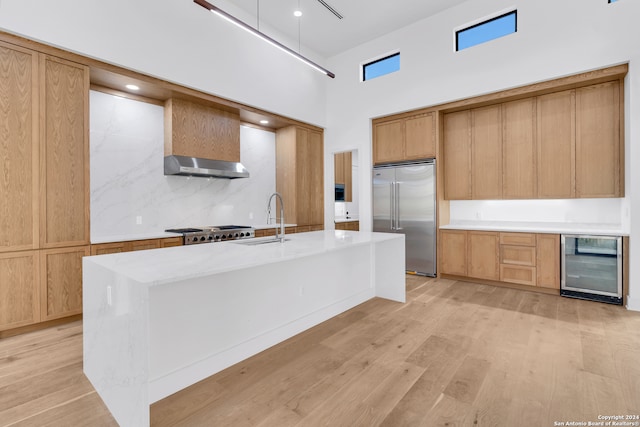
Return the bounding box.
[83,230,405,427]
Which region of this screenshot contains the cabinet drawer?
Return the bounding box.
[500,245,536,266]
[499,232,536,246]
[500,265,537,286]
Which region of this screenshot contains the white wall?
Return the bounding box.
[0,0,327,127]
[324,0,640,309]
[90,91,276,239]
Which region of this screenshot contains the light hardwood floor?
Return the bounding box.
[1,276,639,426]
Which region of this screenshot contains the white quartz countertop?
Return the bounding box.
[440,220,628,236]
[85,230,402,286]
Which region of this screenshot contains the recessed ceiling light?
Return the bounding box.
[260,120,269,125]
[293,10,302,17]
[125,84,140,91]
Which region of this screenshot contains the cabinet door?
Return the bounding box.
[440,230,467,276]
[161,237,183,248]
[343,151,352,202]
[90,242,126,255]
[537,90,575,198]
[334,152,345,184]
[130,239,162,251]
[468,231,499,280]
[471,105,502,199]
[443,111,471,200]
[405,113,435,159]
[374,120,403,164]
[575,81,621,198]
[0,43,39,253]
[307,130,324,226]
[536,234,560,289]
[0,251,39,331]
[502,98,536,199]
[40,246,89,321]
[40,55,90,248]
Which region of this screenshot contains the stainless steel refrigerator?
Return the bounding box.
[373,160,436,276]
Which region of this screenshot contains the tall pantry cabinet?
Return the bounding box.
[0,40,89,333]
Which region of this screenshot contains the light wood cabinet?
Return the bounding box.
[161,237,184,248]
[575,81,621,198]
[373,113,435,164]
[276,126,324,228]
[405,113,436,159]
[40,246,89,322]
[439,230,467,276]
[0,43,39,253]
[40,55,90,248]
[0,251,39,331]
[130,239,162,251]
[440,230,560,291]
[90,237,183,255]
[1,46,90,334]
[468,231,499,280]
[471,105,502,199]
[536,234,560,289]
[443,111,471,200]
[334,151,352,202]
[164,98,240,162]
[502,98,536,199]
[254,227,298,238]
[537,90,575,199]
[335,221,359,231]
[442,81,623,200]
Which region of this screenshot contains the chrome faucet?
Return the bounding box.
[266,192,285,243]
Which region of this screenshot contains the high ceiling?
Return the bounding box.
[215,0,469,57]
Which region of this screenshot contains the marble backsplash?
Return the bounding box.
[90,90,276,240]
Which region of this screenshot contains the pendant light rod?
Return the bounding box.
[193,0,335,78]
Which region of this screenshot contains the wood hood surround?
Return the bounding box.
[164,97,241,162]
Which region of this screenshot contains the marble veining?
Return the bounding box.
[90,91,277,241]
[83,231,405,426]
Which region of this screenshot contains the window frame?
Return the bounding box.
[361,51,401,82]
[455,9,518,51]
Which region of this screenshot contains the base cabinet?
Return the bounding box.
[440,230,560,291]
[0,251,39,331]
[440,230,468,276]
[335,221,359,231]
[40,246,89,321]
[90,237,183,256]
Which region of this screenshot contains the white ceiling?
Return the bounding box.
[219,0,469,57]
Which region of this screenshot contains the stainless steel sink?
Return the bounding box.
[231,237,290,246]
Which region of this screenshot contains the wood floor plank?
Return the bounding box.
[1,275,639,426]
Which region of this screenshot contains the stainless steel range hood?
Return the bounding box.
[164,155,250,179]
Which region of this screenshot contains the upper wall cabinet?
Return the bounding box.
[276,126,324,228]
[373,112,435,164]
[164,98,240,162]
[575,81,622,198]
[503,98,536,199]
[443,111,471,200]
[537,90,575,198]
[40,55,90,248]
[471,105,502,199]
[443,80,624,200]
[0,42,39,253]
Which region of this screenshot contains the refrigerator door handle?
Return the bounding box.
[390,182,395,230]
[395,182,403,230]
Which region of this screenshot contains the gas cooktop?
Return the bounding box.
[165,225,255,245]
